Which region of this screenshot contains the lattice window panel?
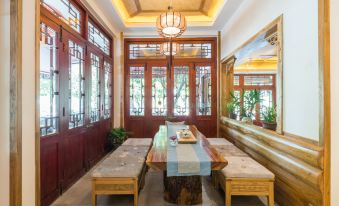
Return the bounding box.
[176,43,212,58]
[68,40,85,128]
[41,0,81,33]
[40,23,60,136]
[104,61,112,119]
[244,75,273,86]
[196,66,212,116]
[152,67,167,116]
[88,21,110,55]
[174,66,190,116]
[90,53,101,123]
[129,44,165,59]
[129,67,145,116]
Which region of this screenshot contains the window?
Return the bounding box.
[129,43,164,59]
[129,67,145,116]
[196,66,212,116]
[90,54,100,123]
[41,0,81,33]
[40,23,59,136]
[152,67,167,116]
[177,43,212,59]
[88,21,110,55]
[174,66,190,116]
[68,40,85,128]
[104,61,112,119]
[233,74,276,123]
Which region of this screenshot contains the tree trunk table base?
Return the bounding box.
[163,171,202,205]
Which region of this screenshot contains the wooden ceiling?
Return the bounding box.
[121,0,216,17]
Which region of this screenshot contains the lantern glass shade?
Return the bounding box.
[160,42,180,56]
[156,9,186,38]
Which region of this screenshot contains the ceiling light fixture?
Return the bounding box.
[156,3,186,38]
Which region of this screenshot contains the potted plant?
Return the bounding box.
[226,91,239,120]
[261,106,277,131]
[108,128,128,150]
[240,89,261,124]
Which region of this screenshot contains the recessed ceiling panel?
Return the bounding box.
[139,0,202,12]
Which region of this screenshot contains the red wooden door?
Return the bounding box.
[60,30,87,190]
[39,18,63,206]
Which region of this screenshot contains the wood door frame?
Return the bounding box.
[124,37,218,137]
[10,0,23,206]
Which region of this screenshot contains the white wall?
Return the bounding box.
[331,0,339,204]
[0,0,10,205]
[221,0,320,141]
[22,0,37,205]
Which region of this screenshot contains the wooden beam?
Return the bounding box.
[10,0,22,205]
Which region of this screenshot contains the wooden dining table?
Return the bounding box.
[146,125,228,205]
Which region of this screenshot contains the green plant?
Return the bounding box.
[241,89,261,119]
[226,91,240,114]
[262,106,277,123]
[108,128,128,145]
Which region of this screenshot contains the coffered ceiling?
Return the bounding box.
[84,0,245,35]
[121,0,217,17]
[110,0,227,27]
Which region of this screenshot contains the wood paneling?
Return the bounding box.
[219,118,324,206]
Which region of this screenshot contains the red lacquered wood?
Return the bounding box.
[146,125,228,171]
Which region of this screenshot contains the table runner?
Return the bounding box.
[166,125,211,177]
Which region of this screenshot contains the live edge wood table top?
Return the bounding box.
[146,125,228,171]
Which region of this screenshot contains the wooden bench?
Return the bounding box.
[208,138,275,206]
[92,141,152,206]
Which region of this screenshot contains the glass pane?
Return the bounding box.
[88,21,110,55]
[152,67,167,116]
[260,90,273,120]
[234,75,240,86]
[244,75,273,86]
[104,61,112,119]
[68,40,85,128]
[174,66,189,116]
[129,67,145,116]
[90,53,100,123]
[243,90,257,120]
[196,66,211,116]
[176,43,212,58]
[129,44,165,59]
[41,0,81,33]
[40,23,59,136]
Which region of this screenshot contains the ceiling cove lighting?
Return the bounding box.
[160,42,180,56]
[156,6,187,38]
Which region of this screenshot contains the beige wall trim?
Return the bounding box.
[217,31,221,138]
[10,0,23,205]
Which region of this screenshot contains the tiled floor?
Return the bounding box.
[52,166,272,206]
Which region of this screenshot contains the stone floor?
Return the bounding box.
[52,166,273,206]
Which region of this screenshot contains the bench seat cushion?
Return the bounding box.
[122,138,153,147]
[207,138,233,146]
[92,146,149,178]
[221,156,275,179]
[214,145,248,158]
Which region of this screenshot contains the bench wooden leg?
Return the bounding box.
[134,179,138,206]
[225,181,231,206]
[267,182,274,206]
